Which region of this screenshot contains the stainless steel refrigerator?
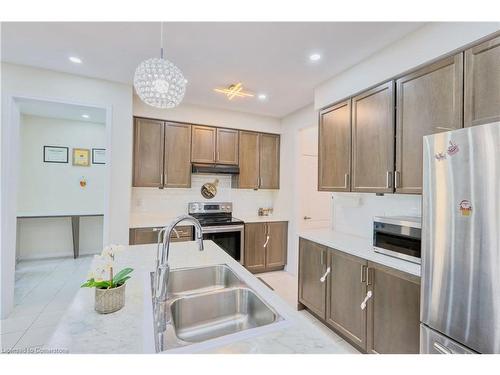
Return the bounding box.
[420,121,500,354]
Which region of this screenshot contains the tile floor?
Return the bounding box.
[1,256,93,353]
[258,270,360,354]
[1,258,359,354]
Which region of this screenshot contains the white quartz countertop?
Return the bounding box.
[45,241,354,354]
[129,213,288,228]
[237,215,289,223]
[299,229,421,277]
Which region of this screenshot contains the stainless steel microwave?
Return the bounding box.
[373,216,421,264]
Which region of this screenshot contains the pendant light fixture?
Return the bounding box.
[134,22,187,109]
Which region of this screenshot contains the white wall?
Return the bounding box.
[16,115,105,259]
[134,95,282,133]
[1,63,133,317]
[315,22,500,109]
[131,175,276,219]
[18,115,106,215]
[275,104,318,275]
[332,193,421,239]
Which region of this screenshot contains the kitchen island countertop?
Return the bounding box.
[45,241,358,354]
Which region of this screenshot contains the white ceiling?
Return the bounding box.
[17,98,106,124]
[1,22,425,118]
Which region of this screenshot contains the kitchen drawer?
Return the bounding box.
[129,225,193,245]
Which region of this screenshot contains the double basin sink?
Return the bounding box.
[152,264,281,352]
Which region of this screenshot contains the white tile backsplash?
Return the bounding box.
[332,193,421,239]
[131,174,277,219]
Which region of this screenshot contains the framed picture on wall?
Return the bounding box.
[72,148,90,166]
[43,146,69,163]
[92,148,106,165]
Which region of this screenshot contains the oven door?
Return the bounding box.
[200,225,244,264]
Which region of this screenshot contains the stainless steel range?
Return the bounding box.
[188,202,244,264]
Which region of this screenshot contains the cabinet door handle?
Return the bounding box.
[366,267,373,285]
[433,342,453,354]
[159,173,164,189]
[217,150,220,162]
[320,267,331,283]
[360,290,373,310]
[386,171,392,189]
[394,171,400,189]
[263,235,270,248]
[344,173,350,189]
[361,265,367,283]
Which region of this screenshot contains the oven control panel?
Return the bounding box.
[188,202,233,214]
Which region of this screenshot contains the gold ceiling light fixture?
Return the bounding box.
[213,83,254,100]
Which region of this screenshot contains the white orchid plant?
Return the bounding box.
[81,245,133,289]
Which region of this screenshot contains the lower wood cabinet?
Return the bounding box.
[297,237,420,353]
[366,261,421,354]
[298,238,327,319]
[244,221,287,273]
[129,226,193,245]
[326,249,368,350]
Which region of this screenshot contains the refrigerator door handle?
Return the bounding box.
[433,342,453,354]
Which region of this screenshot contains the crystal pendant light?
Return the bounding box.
[134,23,187,109]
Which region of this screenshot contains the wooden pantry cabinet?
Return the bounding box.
[297,237,420,353]
[235,131,280,190]
[464,35,500,127]
[133,118,192,188]
[244,221,287,273]
[395,53,463,194]
[351,82,395,193]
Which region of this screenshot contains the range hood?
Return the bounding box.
[191,163,240,175]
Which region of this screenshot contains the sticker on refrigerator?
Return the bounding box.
[459,200,472,217]
[447,141,459,156]
[434,152,447,161]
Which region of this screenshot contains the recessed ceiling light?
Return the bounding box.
[257,94,267,101]
[69,56,83,64]
[309,53,321,62]
[81,114,90,119]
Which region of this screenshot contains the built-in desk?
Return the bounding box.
[17,213,104,258]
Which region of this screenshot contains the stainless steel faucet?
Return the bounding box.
[153,215,204,302]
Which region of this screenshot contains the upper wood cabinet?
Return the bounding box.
[259,133,280,189]
[366,262,420,354]
[326,249,368,351]
[318,100,351,192]
[133,118,165,188]
[352,82,395,193]
[298,238,327,319]
[244,221,287,273]
[191,125,216,163]
[164,122,192,188]
[133,118,192,188]
[464,35,500,127]
[236,131,280,190]
[216,128,239,165]
[395,54,463,194]
[238,131,260,189]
